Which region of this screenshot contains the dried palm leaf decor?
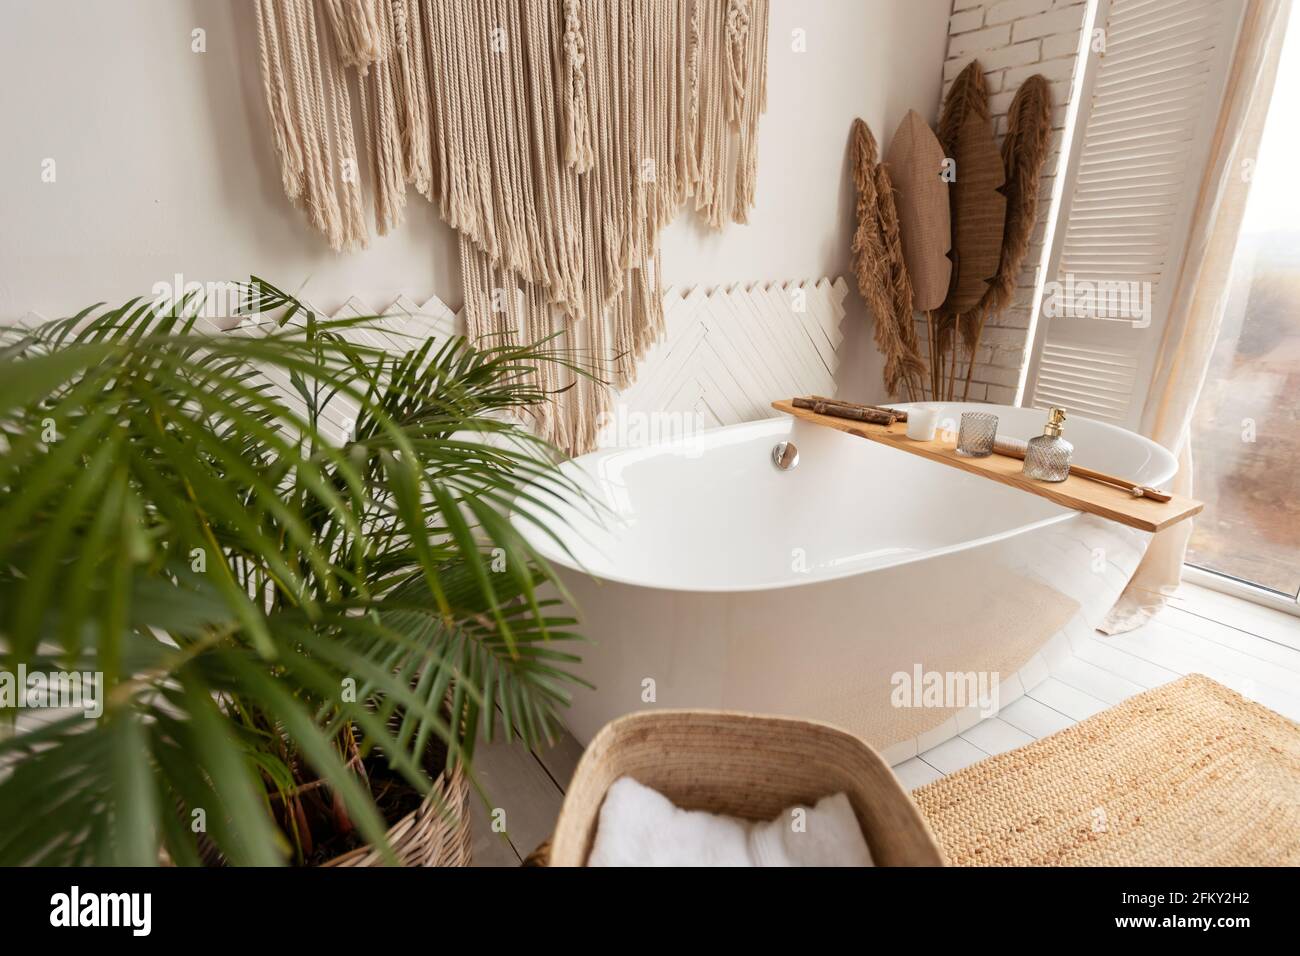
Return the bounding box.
[253,0,770,454]
[933,58,1005,400]
[938,61,990,162]
[930,61,989,398]
[926,62,1053,401]
[945,112,1006,395]
[885,109,951,400]
[850,118,925,400]
[937,62,992,323]
[958,74,1055,399]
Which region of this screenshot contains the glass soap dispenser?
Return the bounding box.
[1023,407,1073,482]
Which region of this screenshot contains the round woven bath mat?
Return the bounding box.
[912,673,1300,866]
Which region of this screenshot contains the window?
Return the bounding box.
[1185,1,1300,600]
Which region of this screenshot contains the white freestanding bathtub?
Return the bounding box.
[513,403,1177,762]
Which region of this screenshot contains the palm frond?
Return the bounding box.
[0,279,596,865]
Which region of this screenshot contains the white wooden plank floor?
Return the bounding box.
[892,582,1300,791]
[470,582,1300,864]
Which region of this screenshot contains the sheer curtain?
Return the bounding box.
[1102,0,1294,634]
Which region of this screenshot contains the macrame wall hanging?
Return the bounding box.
[253,0,770,454]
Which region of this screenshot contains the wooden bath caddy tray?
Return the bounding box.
[772,400,1202,533]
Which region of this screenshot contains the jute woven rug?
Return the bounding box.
[912,674,1300,866]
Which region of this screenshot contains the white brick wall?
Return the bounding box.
[922,0,1090,403]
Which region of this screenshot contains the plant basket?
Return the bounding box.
[323,760,472,867]
[543,710,944,866]
[199,711,474,868]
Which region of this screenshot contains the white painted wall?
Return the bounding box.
[0,0,950,404]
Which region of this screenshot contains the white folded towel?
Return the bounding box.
[585,776,874,867]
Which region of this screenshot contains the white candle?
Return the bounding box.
[906,407,940,441]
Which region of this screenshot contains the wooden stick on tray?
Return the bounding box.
[792,396,897,426]
[807,395,909,422]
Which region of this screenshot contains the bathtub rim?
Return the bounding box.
[512,407,1175,596]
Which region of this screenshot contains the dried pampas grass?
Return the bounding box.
[850,118,888,317]
[850,118,924,401]
[875,164,925,399]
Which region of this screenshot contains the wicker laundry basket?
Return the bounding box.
[545,710,944,866]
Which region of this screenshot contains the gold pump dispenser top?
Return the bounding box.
[1043,406,1066,438]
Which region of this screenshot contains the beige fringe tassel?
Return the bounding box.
[255,0,370,251]
[560,0,595,172]
[319,0,381,71]
[254,1,771,455]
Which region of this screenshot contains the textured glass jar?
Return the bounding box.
[955,412,998,458]
[1023,433,1074,481]
[1022,407,1073,481]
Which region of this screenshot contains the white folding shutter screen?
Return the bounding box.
[1024,0,1244,428]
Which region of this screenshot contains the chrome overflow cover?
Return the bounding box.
[771,441,799,471]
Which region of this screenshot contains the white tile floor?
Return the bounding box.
[475,580,1300,862]
[890,582,1300,792]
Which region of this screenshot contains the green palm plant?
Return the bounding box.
[0,278,596,865]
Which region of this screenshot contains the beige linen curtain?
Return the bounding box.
[1102,0,1294,634]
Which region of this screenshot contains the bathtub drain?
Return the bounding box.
[771,442,799,470]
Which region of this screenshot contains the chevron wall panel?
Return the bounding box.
[595,278,848,445]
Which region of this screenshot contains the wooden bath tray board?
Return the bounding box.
[772,400,1202,533]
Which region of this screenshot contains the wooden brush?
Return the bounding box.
[992,436,1172,501]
